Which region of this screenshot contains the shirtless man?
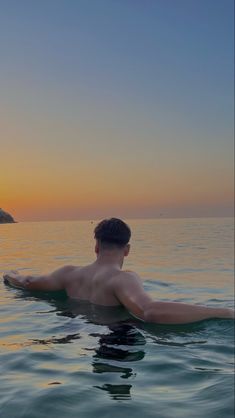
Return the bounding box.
[3,218,234,324]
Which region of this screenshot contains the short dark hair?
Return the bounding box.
[94,218,131,248]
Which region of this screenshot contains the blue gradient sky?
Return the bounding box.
[0,0,234,220]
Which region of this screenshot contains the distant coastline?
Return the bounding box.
[0,209,16,224]
[10,215,233,224]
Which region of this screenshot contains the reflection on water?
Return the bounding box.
[92,323,145,396]
[91,323,145,400]
[93,362,133,378]
[91,323,146,346]
[4,291,147,401]
[43,297,146,401]
[94,383,132,400]
[31,333,81,345]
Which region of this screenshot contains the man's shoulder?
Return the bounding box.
[60,265,78,274]
[112,270,141,286]
[123,270,141,279]
[58,265,80,281]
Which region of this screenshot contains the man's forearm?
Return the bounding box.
[144,301,234,324]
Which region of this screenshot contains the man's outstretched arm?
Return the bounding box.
[3,265,74,292]
[115,273,234,324]
[143,300,234,323]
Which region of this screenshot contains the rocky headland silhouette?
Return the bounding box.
[0,209,16,224]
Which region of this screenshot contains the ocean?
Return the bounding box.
[0,218,234,418]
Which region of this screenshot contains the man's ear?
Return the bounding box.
[124,244,130,257]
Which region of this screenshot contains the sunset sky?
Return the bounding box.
[0,0,234,221]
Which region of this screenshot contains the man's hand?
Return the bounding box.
[3,271,26,288]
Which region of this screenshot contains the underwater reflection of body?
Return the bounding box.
[57,299,146,401]
[17,291,147,400]
[94,383,132,401]
[6,290,217,402]
[91,323,146,400]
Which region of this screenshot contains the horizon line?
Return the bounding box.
[5,215,234,224]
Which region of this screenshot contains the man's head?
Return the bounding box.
[94,218,131,257]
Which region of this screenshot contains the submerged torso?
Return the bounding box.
[65,263,123,306]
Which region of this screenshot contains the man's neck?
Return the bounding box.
[95,252,124,269]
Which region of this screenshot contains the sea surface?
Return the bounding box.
[0,218,234,418]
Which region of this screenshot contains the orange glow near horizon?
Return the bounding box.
[1,151,233,221]
[1,123,234,221]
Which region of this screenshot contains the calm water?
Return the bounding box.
[0,218,234,418]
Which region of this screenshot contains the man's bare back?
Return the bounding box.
[65,263,128,306]
[3,218,234,324]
